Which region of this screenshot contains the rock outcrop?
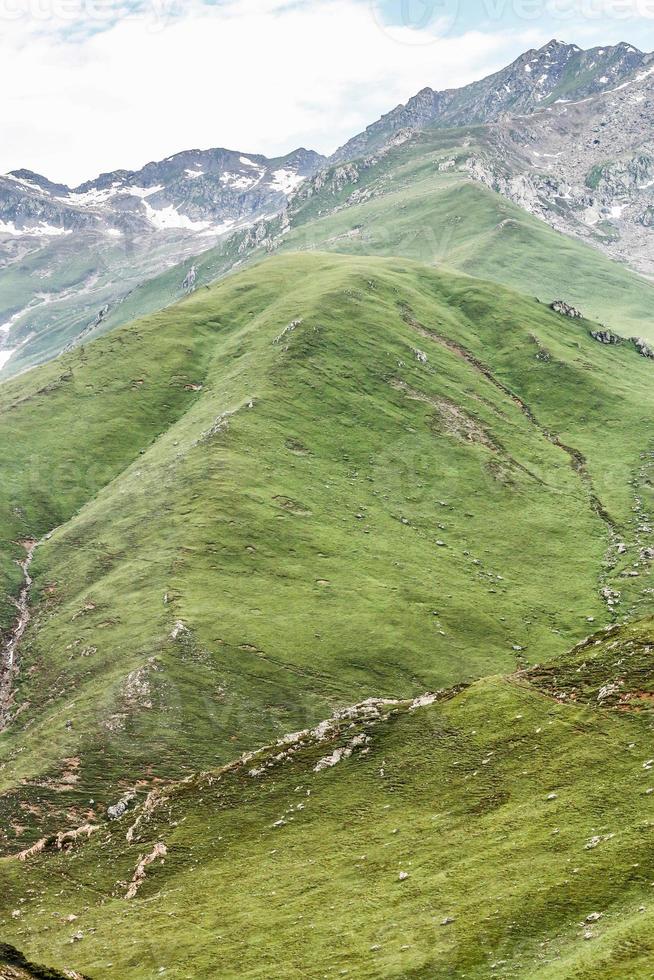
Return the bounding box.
[550,300,583,319]
[182,265,197,293]
[632,336,654,359]
[591,328,622,345]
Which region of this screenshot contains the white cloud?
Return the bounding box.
[0,0,545,183]
[0,0,644,185]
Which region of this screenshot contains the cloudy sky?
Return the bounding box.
[3,0,654,184]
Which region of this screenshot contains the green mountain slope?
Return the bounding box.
[1,251,653,850]
[3,619,654,979]
[284,131,654,339]
[7,126,654,382]
[3,39,654,977]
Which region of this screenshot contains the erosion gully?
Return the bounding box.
[0,538,40,730]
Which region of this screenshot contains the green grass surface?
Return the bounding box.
[1,250,654,976]
[2,619,654,978]
[282,133,654,339]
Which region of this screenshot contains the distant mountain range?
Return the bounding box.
[1,38,653,377]
[0,147,325,374]
[0,146,324,240]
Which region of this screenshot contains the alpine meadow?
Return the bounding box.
[1,15,654,980]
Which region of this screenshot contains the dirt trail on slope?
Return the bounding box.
[0,538,40,730]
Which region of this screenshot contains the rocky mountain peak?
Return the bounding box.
[6,169,69,196]
[332,39,652,163]
[0,142,327,372]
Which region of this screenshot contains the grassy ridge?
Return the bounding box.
[1,252,653,861]
[12,127,654,374]
[11,128,653,379]
[2,619,654,978]
[283,132,654,338]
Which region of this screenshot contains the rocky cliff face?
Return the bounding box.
[329,39,654,278]
[464,57,654,275]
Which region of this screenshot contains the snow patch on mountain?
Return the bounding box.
[0,219,70,238]
[220,172,260,190]
[271,169,305,194]
[139,200,212,232]
[65,184,124,207]
[199,219,237,238]
[5,174,42,191]
[125,185,165,200]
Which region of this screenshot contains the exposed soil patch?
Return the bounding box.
[273,496,312,516]
[285,438,310,456]
[390,378,498,451]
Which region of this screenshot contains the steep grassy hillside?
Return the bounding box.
[40,127,654,363]
[2,618,654,979]
[1,252,653,866]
